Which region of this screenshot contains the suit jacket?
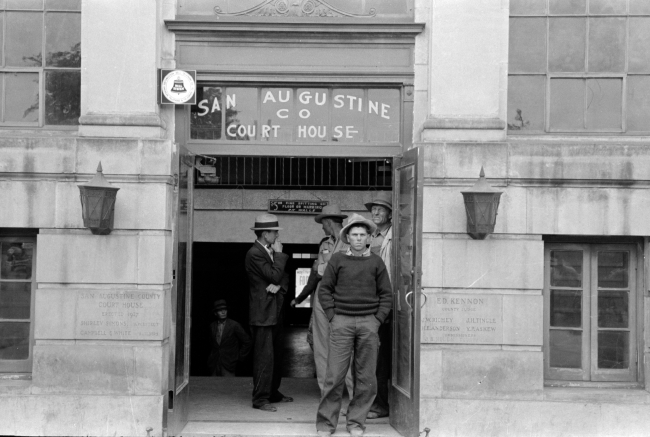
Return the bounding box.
[245,240,289,326]
[207,318,252,374]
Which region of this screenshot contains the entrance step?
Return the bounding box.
[180,421,402,437]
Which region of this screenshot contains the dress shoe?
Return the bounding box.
[254,404,277,412]
[366,411,388,419]
[317,431,332,437]
[349,428,364,436]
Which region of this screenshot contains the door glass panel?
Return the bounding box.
[191,86,223,140]
[588,18,626,73]
[550,290,582,327]
[550,79,585,130]
[259,87,293,143]
[0,282,31,319]
[550,250,583,287]
[549,0,586,14]
[331,89,364,143]
[394,164,414,393]
[598,291,628,328]
[549,329,582,368]
[598,251,628,288]
[1,242,33,280]
[585,78,622,130]
[598,331,629,369]
[0,322,29,360]
[549,18,586,72]
[296,88,329,143]
[5,12,42,67]
[367,88,400,143]
[224,87,258,141]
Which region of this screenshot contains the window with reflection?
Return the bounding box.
[0,236,36,374]
[508,0,650,134]
[544,244,638,383]
[190,86,401,144]
[0,0,81,127]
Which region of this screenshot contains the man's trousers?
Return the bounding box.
[316,314,380,434]
[312,291,354,396]
[251,319,284,408]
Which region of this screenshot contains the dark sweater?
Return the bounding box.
[318,252,392,323]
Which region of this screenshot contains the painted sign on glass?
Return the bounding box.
[190,86,400,144]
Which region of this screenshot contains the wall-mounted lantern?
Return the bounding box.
[78,162,119,235]
[461,167,503,240]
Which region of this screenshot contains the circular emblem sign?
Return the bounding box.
[161,70,196,104]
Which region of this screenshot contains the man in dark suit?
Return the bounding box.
[207,299,251,377]
[244,213,292,412]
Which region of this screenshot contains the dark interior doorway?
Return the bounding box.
[190,242,319,377]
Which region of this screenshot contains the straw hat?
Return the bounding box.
[314,204,348,224]
[364,191,392,212]
[250,213,283,231]
[339,213,377,244]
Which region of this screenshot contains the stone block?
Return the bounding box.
[420,237,443,288]
[509,143,650,182]
[422,144,445,179]
[37,233,138,284]
[0,137,76,174]
[75,138,141,175]
[83,1,158,115]
[34,289,76,340]
[441,350,543,399]
[422,237,543,289]
[195,189,244,210]
[0,180,56,228]
[440,143,509,179]
[527,186,650,236]
[414,64,428,91]
[115,183,169,230]
[0,394,163,436]
[32,343,164,395]
[429,0,507,118]
[141,140,173,176]
[55,182,84,228]
[419,347,443,398]
[137,233,170,284]
[502,294,543,346]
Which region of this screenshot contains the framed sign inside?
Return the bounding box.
[268,200,328,214]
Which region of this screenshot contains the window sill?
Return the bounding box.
[544,385,650,404]
[0,374,32,395]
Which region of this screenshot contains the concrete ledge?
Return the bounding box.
[420,396,650,437]
[79,112,165,128]
[424,117,506,130]
[0,394,164,436]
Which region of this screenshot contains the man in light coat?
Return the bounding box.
[365,191,393,419]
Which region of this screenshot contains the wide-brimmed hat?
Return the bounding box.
[339,213,377,244]
[250,213,283,231]
[364,191,392,212]
[314,204,348,224]
[213,299,228,311]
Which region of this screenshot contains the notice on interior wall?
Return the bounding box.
[421,293,503,344]
[268,200,328,214]
[75,290,164,340]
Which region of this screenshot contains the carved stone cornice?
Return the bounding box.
[214,0,376,18]
[166,16,425,39]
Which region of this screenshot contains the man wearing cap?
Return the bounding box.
[207,299,252,377]
[364,191,393,419]
[290,204,352,395]
[245,214,292,412]
[316,213,392,437]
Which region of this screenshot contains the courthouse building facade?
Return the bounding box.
[1,0,650,436]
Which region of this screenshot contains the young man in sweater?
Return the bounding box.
[315,213,393,437]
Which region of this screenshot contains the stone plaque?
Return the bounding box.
[76,290,164,340]
[421,294,503,344]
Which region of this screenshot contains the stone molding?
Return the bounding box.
[79,113,166,130]
[423,117,506,130]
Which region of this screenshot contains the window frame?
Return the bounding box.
[0,2,81,129]
[544,242,642,386]
[0,235,37,374]
[508,1,650,135]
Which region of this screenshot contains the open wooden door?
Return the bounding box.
[167,142,194,436]
[389,147,423,437]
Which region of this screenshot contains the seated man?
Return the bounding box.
[315,213,392,437]
[207,299,252,377]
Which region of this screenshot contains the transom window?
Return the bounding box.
[0,236,36,374]
[508,0,650,134]
[544,243,639,383]
[0,0,81,127]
